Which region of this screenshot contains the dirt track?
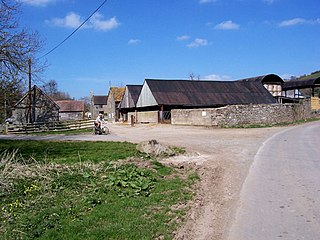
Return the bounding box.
[106,124,283,240]
[0,123,284,239]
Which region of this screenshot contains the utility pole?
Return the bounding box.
[28,58,32,123]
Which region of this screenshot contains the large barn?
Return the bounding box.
[136,79,277,111]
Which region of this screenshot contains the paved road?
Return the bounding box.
[228,121,320,240]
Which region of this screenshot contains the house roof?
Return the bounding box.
[93,95,108,105]
[144,79,277,107]
[237,74,284,84]
[55,100,84,112]
[282,78,320,91]
[14,85,60,110]
[109,87,125,102]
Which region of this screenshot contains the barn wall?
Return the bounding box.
[128,111,159,124]
[172,102,320,127]
[59,112,84,121]
[136,83,157,108]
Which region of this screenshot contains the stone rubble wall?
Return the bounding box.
[171,102,320,127]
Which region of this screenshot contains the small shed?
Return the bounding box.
[55,100,84,121]
[106,87,125,122]
[12,85,60,124]
[118,85,142,121]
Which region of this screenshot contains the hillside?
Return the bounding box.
[297,70,320,81]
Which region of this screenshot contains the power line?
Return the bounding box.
[39,0,109,59]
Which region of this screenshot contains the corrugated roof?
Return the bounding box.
[93,95,108,105]
[55,100,84,112]
[109,87,125,102]
[119,85,143,109]
[145,79,277,107]
[282,78,320,90]
[237,74,284,84]
[127,85,142,104]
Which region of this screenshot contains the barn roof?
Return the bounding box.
[93,95,108,105]
[109,87,125,102]
[237,74,284,84]
[143,79,277,107]
[282,78,320,91]
[127,85,143,104]
[14,85,60,110]
[119,85,142,109]
[55,100,84,112]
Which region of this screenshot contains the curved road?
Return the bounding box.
[229,121,320,240]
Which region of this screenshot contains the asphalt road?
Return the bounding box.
[228,121,320,240]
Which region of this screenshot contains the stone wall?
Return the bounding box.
[172,102,320,127]
[128,111,159,124]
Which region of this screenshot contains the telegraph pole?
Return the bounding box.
[28,58,32,123]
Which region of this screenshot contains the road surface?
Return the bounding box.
[228,121,320,240]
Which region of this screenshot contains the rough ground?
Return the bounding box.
[106,124,283,240]
[0,123,284,239]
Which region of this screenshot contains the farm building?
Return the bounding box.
[282,77,320,110]
[106,87,125,122]
[118,85,142,121]
[237,74,284,98]
[91,95,108,118]
[134,78,277,123]
[136,79,277,110]
[12,85,60,124]
[55,100,85,121]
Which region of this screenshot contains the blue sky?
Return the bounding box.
[19,0,320,99]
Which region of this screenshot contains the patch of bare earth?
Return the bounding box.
[103,124,284,240]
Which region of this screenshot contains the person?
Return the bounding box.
[94,113,105,134]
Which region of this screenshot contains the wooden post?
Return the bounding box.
[28,58,32,123]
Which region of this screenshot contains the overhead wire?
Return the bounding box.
[39,0,109,59]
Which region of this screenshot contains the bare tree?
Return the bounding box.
[0,0,44,121]
[189,72,200,81]
[42,79,72,101]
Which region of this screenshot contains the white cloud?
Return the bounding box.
[278,18,320,27]
[47,12,82,28]
[278,18,307,27]
[20,0,55,6]
[89,14,120,31]
[128,39,141,45]
[46,12,120,31]
[203,74,232,81]
[187,38,209,48]
[215,20,240,30]
[199,0,218,4]
[176,35,190,41]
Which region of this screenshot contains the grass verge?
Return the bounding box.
[0,140,197,240]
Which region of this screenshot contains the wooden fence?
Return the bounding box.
[2,119,94,134]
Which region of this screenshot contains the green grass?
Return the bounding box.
[223,117,320,129]
[0,140,136,164]
[31,128,93,135]
[0,141,196,240]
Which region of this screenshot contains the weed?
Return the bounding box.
[0,143,197,240]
